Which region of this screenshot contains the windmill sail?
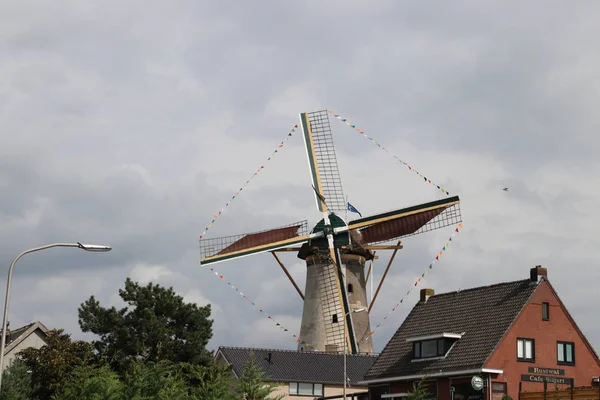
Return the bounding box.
[200,221,315,265]
[198,108,464,356]
[343,196,461,245]
[300,110,346,214]
[299,109,357,352]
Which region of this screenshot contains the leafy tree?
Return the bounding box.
[406,377,431,400]
[18,329,95,400]
[78,277,213,374]
[121,360,191,400]
[0,359,35,400]
[53,360,234,400]
[176,363,235,400]
[52,364,124,400]
[235,352,283,400]
[502,395,513,400]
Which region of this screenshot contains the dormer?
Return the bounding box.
[406,332,463,362]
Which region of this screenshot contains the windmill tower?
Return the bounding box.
[199,109,462,355]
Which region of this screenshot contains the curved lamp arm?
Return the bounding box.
[0,243,111,388]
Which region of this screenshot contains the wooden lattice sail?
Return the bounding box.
[200,109,462,354]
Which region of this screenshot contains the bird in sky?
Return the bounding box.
[503,187,509,191]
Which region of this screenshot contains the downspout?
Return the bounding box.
[488,374,492,400]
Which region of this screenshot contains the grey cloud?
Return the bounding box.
[1,0,599,355]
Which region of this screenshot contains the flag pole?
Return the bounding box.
[345,195,349,223]
[345,195,351,249]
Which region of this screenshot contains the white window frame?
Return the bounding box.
[288,382,324,396]
[517,338,534,361]
[557,341,574,365]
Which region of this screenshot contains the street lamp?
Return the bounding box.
[344,307,366,400]
[0,242,111,389]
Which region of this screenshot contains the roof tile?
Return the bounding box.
[364,279,538,380]
[217,346,377,385]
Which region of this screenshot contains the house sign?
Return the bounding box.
[527,367,565,376]
[521,375,573,385]
[471,376,484,391]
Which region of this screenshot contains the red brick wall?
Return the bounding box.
[485,280,600,400]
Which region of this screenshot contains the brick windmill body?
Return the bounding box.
[200,109,462,355]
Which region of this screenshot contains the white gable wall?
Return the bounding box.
[3,330,48,370]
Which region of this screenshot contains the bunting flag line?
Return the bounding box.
[327,110,451,196]
[208,268,314,348]
[199,125,298,240]
[363,223,463,340]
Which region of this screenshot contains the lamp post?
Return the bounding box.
[0,242,111,389]
[343,307,366,400]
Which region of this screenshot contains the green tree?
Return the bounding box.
[18,329,95,400]
[406,377,430,400]
[235,352,283,400]
[53,360,234,400]
[0,359,35,400]
[78,277,213,374]
[52,364,124,400]
[121,360,191,400]
[176,363,235,400]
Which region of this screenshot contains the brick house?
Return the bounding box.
[215,346,376,399]
[359,266,600,400]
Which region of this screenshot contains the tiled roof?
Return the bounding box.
[5,323,35,345]
[364,278,538,381]
[3,321,50,356]
[217,346,378,385]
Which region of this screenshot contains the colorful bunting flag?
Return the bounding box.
[361,223,463,342]
[200,110,464,349]
[209,268,314,348]
[199,125,298,240]
[327,110,451,196]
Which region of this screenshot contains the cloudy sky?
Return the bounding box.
[1,0,599,355]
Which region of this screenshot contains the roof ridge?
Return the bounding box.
[431,278,531,298]
[480,278,539,368]
[543,280,600,366]
[218,346,378,357]
[364,275,538,381]
[11,322,34,331]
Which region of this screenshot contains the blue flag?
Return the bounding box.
[347,202,362,217]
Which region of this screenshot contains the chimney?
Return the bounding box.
[530,265,548,283]
[420,288,435,302]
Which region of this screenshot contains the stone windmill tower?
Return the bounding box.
[200,109,461,354]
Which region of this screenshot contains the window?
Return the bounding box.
[491,382,507,400]
[542,302,549,321]
[517,338,535,362]
[413,338,455,359]
[289,382,323,396]
[557,341,575,365]
[492,382,507,394]
[422,340,438,357]
[332,314,338,323]
[348,283,353,293]
[414,342,421,358]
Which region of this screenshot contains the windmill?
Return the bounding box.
[199,109,462,355]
